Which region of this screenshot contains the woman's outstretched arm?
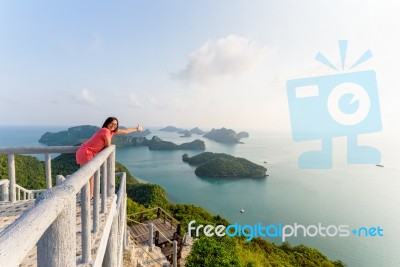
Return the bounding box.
[115,124,143,135]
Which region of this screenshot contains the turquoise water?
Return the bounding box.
[1,126,399,266]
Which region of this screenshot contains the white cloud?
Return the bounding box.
[128,93,143,108]
[172,34,276,86]
[79,88,95,105]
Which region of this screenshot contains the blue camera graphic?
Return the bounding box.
[287,41,382,169]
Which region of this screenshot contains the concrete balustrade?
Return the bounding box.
[0,145,127,267]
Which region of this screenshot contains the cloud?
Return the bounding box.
[172,34,276,86]
[128,93,143,108]
[79,88,95,105]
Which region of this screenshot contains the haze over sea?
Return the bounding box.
[1,125,399,267]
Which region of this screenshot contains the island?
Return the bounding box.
[39,125,99,146]
[39,125,205,150]
[159,126,184,132]
[189,127,206,135]
[182,152,267,178]
[178,130,192,137]
[203,128,249,144]
[147,136,204,150]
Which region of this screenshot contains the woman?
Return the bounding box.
[76,116,143,199]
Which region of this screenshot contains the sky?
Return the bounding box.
[0,0,399,132]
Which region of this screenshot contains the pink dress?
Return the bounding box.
[76,128,115,165]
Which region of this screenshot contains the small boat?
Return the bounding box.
[375,164,384,167]
[240,209,245,213]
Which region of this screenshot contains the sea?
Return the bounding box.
[0,125,399,267]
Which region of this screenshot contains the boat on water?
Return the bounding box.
[240,209,245,213]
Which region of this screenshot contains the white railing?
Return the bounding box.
[0,145,127,267]
[0,146,77,202]
[0,180,9,201]
[0,180,44,201]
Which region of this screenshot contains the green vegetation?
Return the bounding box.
[0,153,345,266]
[183,152,267,178]
[0,155,46,189]
[186,236,241,267]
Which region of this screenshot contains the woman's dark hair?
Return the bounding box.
[102,117,119,132]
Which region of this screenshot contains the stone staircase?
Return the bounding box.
[124,238,170,267]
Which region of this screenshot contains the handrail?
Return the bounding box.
[128,207,180,226]
[0,146,78,154]
[0,145,119,266]
[158,207,181,225]
[128,207,159,216]
[14,184,45,201]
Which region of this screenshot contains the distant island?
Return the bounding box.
[178,130,192,137]
[189,127,205,135]
[203,128,249,144]
[159,126,184,132]
[39,125,205,150]
[182,152,267,178]
[160,126,206,136]
[147,136,205,150]
[159,126,248,143]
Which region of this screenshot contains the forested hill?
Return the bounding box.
[182,152,267,178]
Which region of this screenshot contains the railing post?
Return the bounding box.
[37,198,76,267]
[8,154,16,203]
[101,162,107,213]
[56,175,65,186]
[173,240,177,267]
[81,182,91,263]
[103,208,118,267]
[157,207,161,218]
[123,195,128,249]
[148,223,154,250]
[45,153,52,189]
[1,181,9,201]
[93,169,100,233]
[107,147,115,197]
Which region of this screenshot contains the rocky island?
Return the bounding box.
[147,136,204,150]
[160,125,206,136]
[178,130,192,137]
[182,152,267,178]
[203,128,249,144]
[159,126,184,132]
[189,127,205,135]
